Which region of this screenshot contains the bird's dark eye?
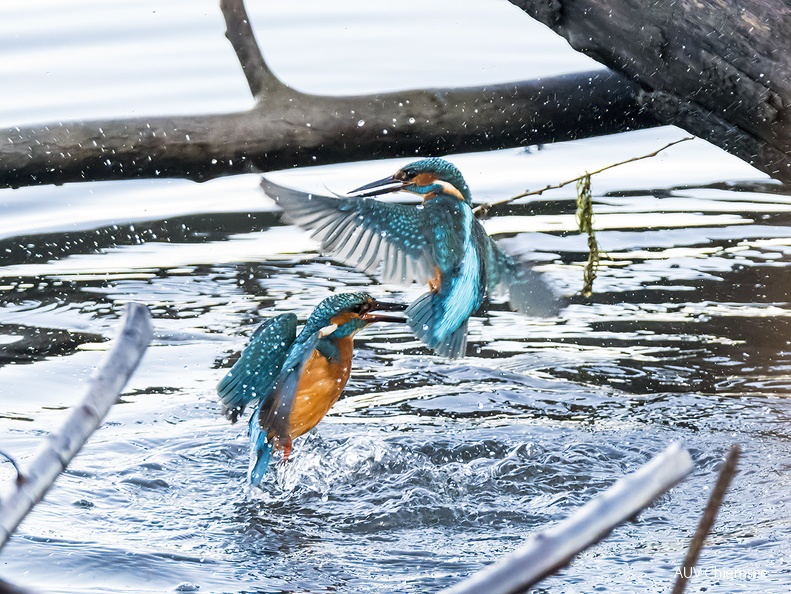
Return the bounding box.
[403,168,418,179]
[351,302,367,314]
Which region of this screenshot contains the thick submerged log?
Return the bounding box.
[4,0,786,190]
[508,0,791,184]
[0,0,658,190]
[0,71,654,189]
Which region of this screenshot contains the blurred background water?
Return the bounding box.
[0,1,789,592]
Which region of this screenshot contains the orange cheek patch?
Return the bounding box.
[330,312,356,326]
[412,173,438,186]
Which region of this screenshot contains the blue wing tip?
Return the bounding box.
[247,417,274,488]
[217,312,298,420]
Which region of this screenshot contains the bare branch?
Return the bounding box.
[0,71,657,189]
[0,303,153,550]
[220,0,289,100]
[3,0,790,189]
[507,0,791,185]
[672,444,741,594]
[473,136,694,218]
[441,442,693,594]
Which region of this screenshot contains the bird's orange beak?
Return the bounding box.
[361,299,407,324]
[348,175,408,197]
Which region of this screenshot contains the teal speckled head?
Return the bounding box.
[304,292,406,338]
[349,158,473,205]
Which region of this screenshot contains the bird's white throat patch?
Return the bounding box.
[318,323,338,338]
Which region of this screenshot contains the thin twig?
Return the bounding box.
[473,136,694,218]
[672,444,741,594]
[220,0,288,100]
[0,303,153,550]
[440,442,693,594]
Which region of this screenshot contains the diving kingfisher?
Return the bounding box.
[261,157,561,359]
[217,292,405,487]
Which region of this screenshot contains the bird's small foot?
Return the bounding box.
[281,437,293,463]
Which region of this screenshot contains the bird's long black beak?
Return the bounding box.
[362,299,407,323]
[348,175,407,198]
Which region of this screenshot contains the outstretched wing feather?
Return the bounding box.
[262,178,433,285]
[217,313,298,418]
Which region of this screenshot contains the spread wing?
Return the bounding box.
[262,177,433,285]
[217,313,298,422]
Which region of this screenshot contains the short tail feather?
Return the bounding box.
[508,264,564,316]
[489,243,564,317]
[247,414,273,488]
[407,291,469,359]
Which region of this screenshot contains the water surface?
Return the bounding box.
[0,1,789,593]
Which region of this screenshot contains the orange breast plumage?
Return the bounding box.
[287,337,353,438]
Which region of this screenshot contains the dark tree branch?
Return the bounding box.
[0,0,662,189]
[0,579,38,594]
[508,0,791,185]
[0,71,657,189]
[0,304,153,550]
[3,0,788,189]
[220,0,287,100]
[672,445,741,594]
[641,91,791,183]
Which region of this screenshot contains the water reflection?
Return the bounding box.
[1,58,791,594]
[0,0,787,589]
[3,170,790,593]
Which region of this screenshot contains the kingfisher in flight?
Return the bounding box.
[217,292,405,487]
[262,157,561,359]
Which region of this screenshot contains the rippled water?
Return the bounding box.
[1,1,790,593]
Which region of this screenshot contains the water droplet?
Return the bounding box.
[408,117,416,124]
[357,120,365,127]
